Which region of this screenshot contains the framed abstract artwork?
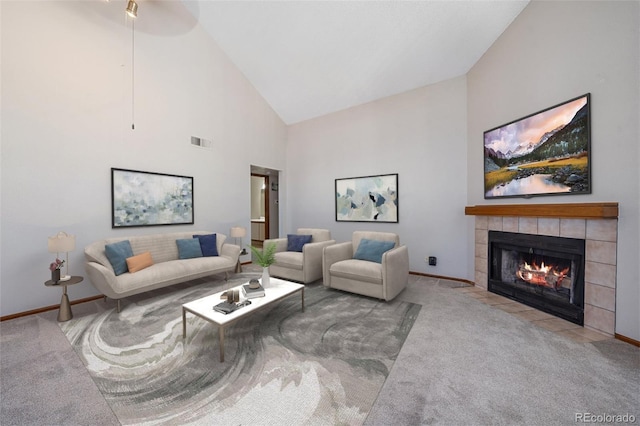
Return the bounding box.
[484,93,591,199]
[111,168,194,228]
[335,173,398,222]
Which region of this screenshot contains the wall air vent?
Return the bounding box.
[191,136,212,150]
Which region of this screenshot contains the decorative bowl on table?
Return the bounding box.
[249,278,260,289]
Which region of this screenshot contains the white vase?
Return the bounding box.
[261,267,271,288]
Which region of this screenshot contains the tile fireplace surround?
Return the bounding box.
[466,203,619,336]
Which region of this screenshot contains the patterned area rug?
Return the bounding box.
[60,272,420,425]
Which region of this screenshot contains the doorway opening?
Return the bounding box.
[250,166,279,249]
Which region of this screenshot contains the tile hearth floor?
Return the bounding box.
[453,286,612,344]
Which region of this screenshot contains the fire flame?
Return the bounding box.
[517,260,570,289]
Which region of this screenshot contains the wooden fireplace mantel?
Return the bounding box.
[464,202,618,219]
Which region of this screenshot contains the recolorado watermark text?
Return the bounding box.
[575,413,637,423]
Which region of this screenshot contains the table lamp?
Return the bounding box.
[230,226,248,255]
[48,231,76,281]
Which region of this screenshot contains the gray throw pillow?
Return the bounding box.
[353,239,395,263]
[176,238,203,259]
[104,240,134,275]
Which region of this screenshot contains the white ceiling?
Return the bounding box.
[183,1,529,125]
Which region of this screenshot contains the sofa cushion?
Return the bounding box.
[330,259,383,285]
[125,232,224,264]
[176,239,203,259]
[128,234,179,264]
[353,239,396,263]
[274,251,304,270]
[110,257,234,295]
[193,233,218,257]
[105,240,134,275]
[126,251,154,273]
[287,234,312,252]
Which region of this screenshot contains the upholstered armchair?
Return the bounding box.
[322,231,409,301]
[265,228,335,284]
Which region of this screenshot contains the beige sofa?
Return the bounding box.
[265,228,335,284]
[84,231,240,311]
[322,231,409,301]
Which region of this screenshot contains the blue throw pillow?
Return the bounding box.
[176,238,203,259]
[105,240,134,276]
[287,234,312,252]
[353,239,396,263]
[193,233,218,257]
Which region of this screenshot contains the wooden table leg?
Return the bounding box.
[219,326,225,362]
[301,287,305,312]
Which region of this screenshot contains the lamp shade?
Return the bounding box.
[48,232,76,253]
[230,226,247,238]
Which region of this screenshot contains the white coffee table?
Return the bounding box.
[182,278,305,362]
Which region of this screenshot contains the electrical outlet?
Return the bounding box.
[428,256,437,266]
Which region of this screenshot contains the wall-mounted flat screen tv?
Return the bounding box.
[484,94,591,199]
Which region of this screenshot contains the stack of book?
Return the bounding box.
[242,283,265,298]
[213,301,240,314]
[213,300,251,314]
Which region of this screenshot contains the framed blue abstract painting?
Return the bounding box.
[111,168,194,228]
[335,173,398,222]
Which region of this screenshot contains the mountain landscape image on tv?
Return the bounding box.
[484,94,591,199]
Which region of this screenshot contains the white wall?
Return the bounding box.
[287,76,469,278]
[0,1,287,316]
[2,1,637,341]
[466,0,639,339]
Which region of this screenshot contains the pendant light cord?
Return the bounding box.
[131,19,135,130]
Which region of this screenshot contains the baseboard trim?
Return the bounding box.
[409,271,475,286]
[614,333,640,347]
[0,295,104,322]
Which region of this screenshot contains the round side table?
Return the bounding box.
[45,275,84,322]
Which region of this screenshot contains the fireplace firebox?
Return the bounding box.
[488,231,585,325]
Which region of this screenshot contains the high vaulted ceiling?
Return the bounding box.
[182,1,529,125]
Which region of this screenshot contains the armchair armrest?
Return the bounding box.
[323,241,353,287]
[302,239,336,283]
[381,245,409,300]
[264,237,288,253]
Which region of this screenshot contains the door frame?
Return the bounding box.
[251,173,269,242]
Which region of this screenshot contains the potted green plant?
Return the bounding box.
[249,242,277,287]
